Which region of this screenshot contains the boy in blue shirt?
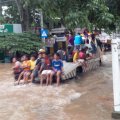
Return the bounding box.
[50,53,64,86]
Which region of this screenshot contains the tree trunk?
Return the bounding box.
[0,5,2,16]
[15,0,30,31]
[22,7,30,31]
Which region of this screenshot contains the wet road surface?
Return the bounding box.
[0,53,113,120]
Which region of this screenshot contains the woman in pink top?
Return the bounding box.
[78,48,87,71]
[79,48,86,60]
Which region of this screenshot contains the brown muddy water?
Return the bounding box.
[0,53,113,120]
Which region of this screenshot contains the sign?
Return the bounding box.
[0,24,13,33]
[45,38,55,47]
[0,25,5,29]
[56,37,66,42]
[41,29,48,38]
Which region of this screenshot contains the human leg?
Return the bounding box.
[30,73,34,82]
[30,70,38,83]
[17,71,24,85]
[50,71,55,85]
[24,71,31,84]
[56,71,61,86]
[46,74,50,86]
[40,70,47,86]
[40,74,43,86]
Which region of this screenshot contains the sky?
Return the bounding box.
[2,6,8,15]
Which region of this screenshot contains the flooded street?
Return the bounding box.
[0,53,113,120]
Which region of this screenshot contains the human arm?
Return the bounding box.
[60,60,64,74]
[73,53,78,63]
[12,62,21,69]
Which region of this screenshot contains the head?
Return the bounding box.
[76,33,79,35]
[30,55,36,61]
[75,49,79,53]
[69,33,72,37]
[38,49,45,58]
[38,52,43,58]
[59,47,62,50]
[49,54,54,60]
[85,46,88,51]
[68,46,71,50]
[54,53,60,60]
[21,56,24,62]
[81,48,85,52]
[42,52,48,58]
[91,34,95,41]
[22,55,29,61]
[12,57,18,63]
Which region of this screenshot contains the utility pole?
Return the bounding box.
[35,9,44,31]
[40,10,43,30]
[39,9,46,45]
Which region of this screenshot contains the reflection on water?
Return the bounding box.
[0,54,113,120]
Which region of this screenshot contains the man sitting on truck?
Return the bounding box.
[30,49,45,83]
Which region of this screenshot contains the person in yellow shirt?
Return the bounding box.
[17,55,31,84]
[29,55,36,71]
[73,49,79,63]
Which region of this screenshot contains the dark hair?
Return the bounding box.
[54,53,60,57]
[81,47,86,52]
[31,54,36,59]
[59,47,62,50]
[85,46,88,49]
[76,48,79,51]
[91,34,95,40]
[50,53,54,57]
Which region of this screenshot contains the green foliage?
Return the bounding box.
[2,0,120,31]
[0,32,42,54]
[0,16,5,23]
[39,0,115,31]
[106,0,120,30]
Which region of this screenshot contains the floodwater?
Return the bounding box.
[0,53,113,120]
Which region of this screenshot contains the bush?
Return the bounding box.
[0,32,43,54]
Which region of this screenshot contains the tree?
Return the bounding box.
[15,0,30,31]
[3,0,41,31]
[2,0,117,31]
[0,32,42,54]
[86,0,114,30]
[106,0,120,30]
